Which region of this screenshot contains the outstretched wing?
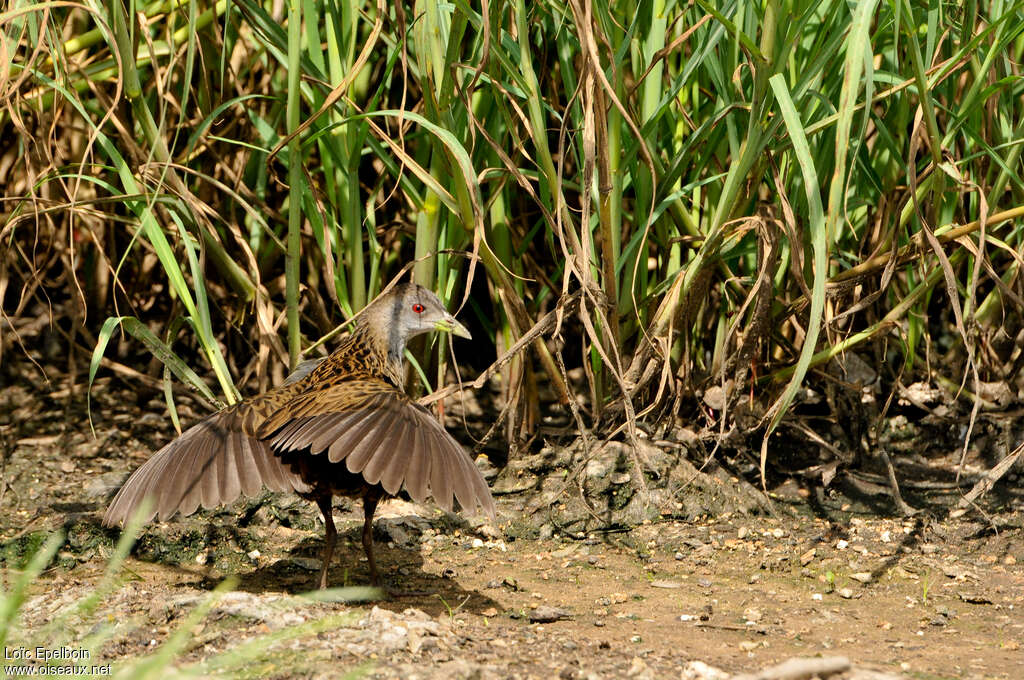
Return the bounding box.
[257,379,495,519]
[103,401,311,527]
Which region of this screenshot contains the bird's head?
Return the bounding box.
[361,282,471,364]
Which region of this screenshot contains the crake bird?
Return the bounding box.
[103,282,496,588]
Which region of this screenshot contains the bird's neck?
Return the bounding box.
[348,319,408,387]
[302,312,410,390]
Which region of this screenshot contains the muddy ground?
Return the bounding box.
[1,373,1022,679]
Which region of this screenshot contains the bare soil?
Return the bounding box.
[1,374,1022,679]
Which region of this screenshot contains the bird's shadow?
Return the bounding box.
[210,526,500,617]
[102,503,502,617]
[74,492,501,618]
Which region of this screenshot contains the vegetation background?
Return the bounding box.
[6,0,1024,470]
[3,0,1024,675]
[2,0,1024,516]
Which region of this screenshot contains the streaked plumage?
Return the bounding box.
[103,282,495,588]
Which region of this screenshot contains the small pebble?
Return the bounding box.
[529,605,572,623]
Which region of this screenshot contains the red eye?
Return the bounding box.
[412,303,425,314]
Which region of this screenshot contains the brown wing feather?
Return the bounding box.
[237,436,265,497]
[404,424,431,504]
[427,418,455,512]
[199,432,223,509]
[102,405,309,527]
[311,414,356,456]
[379,415,415,495]
[261,380,495,518]
[361,409,412,494]
[162,428,213,516]
[343,406,401,475]
[272,417,316,452]
[326,410,385,465]
[249,431,309,493]
[218,432,245,509]
[412,403,494,517]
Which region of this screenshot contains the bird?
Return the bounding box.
[102,282,496,589]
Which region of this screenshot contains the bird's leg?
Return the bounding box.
[315,494,336,590]
[361,488,383,587]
